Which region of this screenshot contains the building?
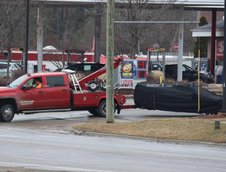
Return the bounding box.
[191,18,224,61]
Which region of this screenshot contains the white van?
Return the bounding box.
[0,61,22,77]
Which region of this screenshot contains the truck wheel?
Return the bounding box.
[97,100,107,117]
[97,100,116,117]
[88,108,98,116]
[0,104,15,122]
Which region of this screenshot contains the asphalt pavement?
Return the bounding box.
[4,97,200,132]
[0,97,223,172]
[0,126,226,172]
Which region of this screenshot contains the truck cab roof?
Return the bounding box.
[26,72,66,77]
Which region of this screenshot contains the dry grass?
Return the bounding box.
[74,117,226,143]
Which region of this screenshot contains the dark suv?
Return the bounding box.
[165,64,214,83]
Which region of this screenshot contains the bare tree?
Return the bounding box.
[44,6,92,51]
[0,0,27,50]
[0,0,197,63]
[114,0,196,56]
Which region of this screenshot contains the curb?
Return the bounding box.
[71,130,226,148]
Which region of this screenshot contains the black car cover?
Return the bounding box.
[134,82,222,113]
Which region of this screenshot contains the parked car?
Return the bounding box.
[165,64,214,83]
[0,61,22,77]
[55,63,105,77]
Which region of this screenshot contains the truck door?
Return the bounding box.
[18,77,45,110]
[43,75,70,108]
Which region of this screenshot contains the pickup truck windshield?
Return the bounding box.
[9,75,29,88]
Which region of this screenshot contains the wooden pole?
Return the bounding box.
[197,39,201,113]
[106,0,115,123]
[94,3,102,63]
[210,10,216,76]
[222,0,226,112]
[24,0,30,74]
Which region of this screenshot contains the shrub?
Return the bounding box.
[0,76,11,86]
[0,69,24,86]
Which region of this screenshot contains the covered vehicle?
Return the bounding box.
[134,82,222,114]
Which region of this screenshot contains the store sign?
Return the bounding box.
[216,39,224,58]
[120,79,134,88]
[121,61,133,79]
[120,60,147,89]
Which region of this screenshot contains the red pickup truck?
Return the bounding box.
[0,72,126,122]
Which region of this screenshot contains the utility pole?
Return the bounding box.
[177,22,184,81]
[37,1,44,72]
[94,3,102,63]
[177,8,184,82]
[106,0,115,123]
[222,0,226,112]
[24,0,30,74]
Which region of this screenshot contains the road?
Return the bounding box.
[4,102,200,131]
[0,124,226,172]
[0,109,226,172]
